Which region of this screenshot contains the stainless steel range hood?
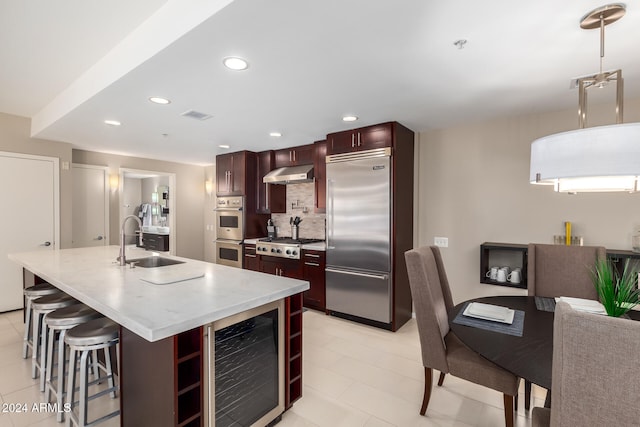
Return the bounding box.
[263,164,314,184]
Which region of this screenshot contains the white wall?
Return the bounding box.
[417,97,640,304]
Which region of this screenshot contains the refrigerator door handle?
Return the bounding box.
[325,268,388,281]
[326,178,334,248]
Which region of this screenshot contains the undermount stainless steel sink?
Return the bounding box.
[127,257,185,268]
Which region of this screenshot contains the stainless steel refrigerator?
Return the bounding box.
[325,148,393,325]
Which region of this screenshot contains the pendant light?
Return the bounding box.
[529,3,640,193]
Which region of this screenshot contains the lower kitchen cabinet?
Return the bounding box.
[302,250,326,311]
[143,233,169,252]
[260,256,304,279]
[243,244,259,271]
[121,327,203,427]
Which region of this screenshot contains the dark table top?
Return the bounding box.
[449,296,554,389]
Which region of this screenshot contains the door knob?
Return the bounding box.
[41,241,51,247]
[94,236,104,241]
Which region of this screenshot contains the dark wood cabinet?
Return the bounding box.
[243,244,259,271]
[216,151,257,197]
[326,122,393,155]
[274,144,315,168]
[259,256,304,279]
[121,327,203,427]
[313,140,326,213]
[302,250,326,311]
[142,233,169,252]
[256,151,286,214]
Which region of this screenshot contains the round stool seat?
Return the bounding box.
[24,283,60,298]
[45,304,102,327]
[32,293,76,310]
[66,318,118,347]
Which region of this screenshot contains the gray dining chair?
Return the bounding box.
[527,243,606,300]
[405,246,520,427]
[532,301,640,426]
[524,243,606,409]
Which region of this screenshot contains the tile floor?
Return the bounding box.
[0,308,546,427]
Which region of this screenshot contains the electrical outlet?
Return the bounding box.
[434,237,449,247]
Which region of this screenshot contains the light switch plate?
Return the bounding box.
[434,237,449,247]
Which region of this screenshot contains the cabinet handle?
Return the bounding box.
[265,183,269,210]
[293,150,296,162]
[305,253,320,258]
[304,262,320,267]
[289,151,292,162]
[357,132,361,147]
[245,254,256,258]
[351,134,355,148]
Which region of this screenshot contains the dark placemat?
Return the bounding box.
[453,302,525,337]
[535,296,556,312]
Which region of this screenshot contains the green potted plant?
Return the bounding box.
[590,259,640,317]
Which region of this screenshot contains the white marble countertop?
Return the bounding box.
[9,246,309,342]
[302,242,326,251]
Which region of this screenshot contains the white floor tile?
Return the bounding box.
[0,359,37,396]
[0,306,539,426]
[290,386,371,427]
[4,385,55,427]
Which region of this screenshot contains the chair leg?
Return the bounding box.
[420,367,433,416]
[437,372,445,386]
[503,394,515,427]
[525,380,532,410]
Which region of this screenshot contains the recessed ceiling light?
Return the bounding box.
[269,132,282,137]
[104,120,121,126]
[342,115,358,122]
[149,97,171,105]
[219,144,230,149]
[223,57,249,71]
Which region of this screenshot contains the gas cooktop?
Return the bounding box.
[256,238,324,259]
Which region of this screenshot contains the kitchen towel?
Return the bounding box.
[453,302,525,337]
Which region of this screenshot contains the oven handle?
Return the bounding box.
[215,239,243,246]
[214,207,243,211]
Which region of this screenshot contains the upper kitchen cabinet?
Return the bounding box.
[313,140,326,213]
[274,144,315,168]
[216,151,257,198]
[256,150,286,214]
[326,122,393,155]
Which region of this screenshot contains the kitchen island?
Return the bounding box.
[9,246,309,426]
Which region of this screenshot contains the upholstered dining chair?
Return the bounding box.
[405,246,520,427]
[527,243,606,300]
[532,301,640,427]
[524,243,606,409]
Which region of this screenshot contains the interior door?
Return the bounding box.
[72,164,109,247]
[0,152,58,312]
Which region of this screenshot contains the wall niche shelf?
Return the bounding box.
[480,243,528,289]
[481,242,640,291]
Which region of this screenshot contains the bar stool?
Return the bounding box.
[23,283,61,358]
[65,317,120,427]
[31,294,77,387]
[44,304,103,422]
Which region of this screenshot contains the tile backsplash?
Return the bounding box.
[271,182,326,240]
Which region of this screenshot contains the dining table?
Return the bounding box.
[449,295,640,408]
[449,296,554,391]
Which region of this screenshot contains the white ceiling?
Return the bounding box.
[2,0,640,166]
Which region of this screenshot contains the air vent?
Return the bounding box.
[180,110,213,121]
